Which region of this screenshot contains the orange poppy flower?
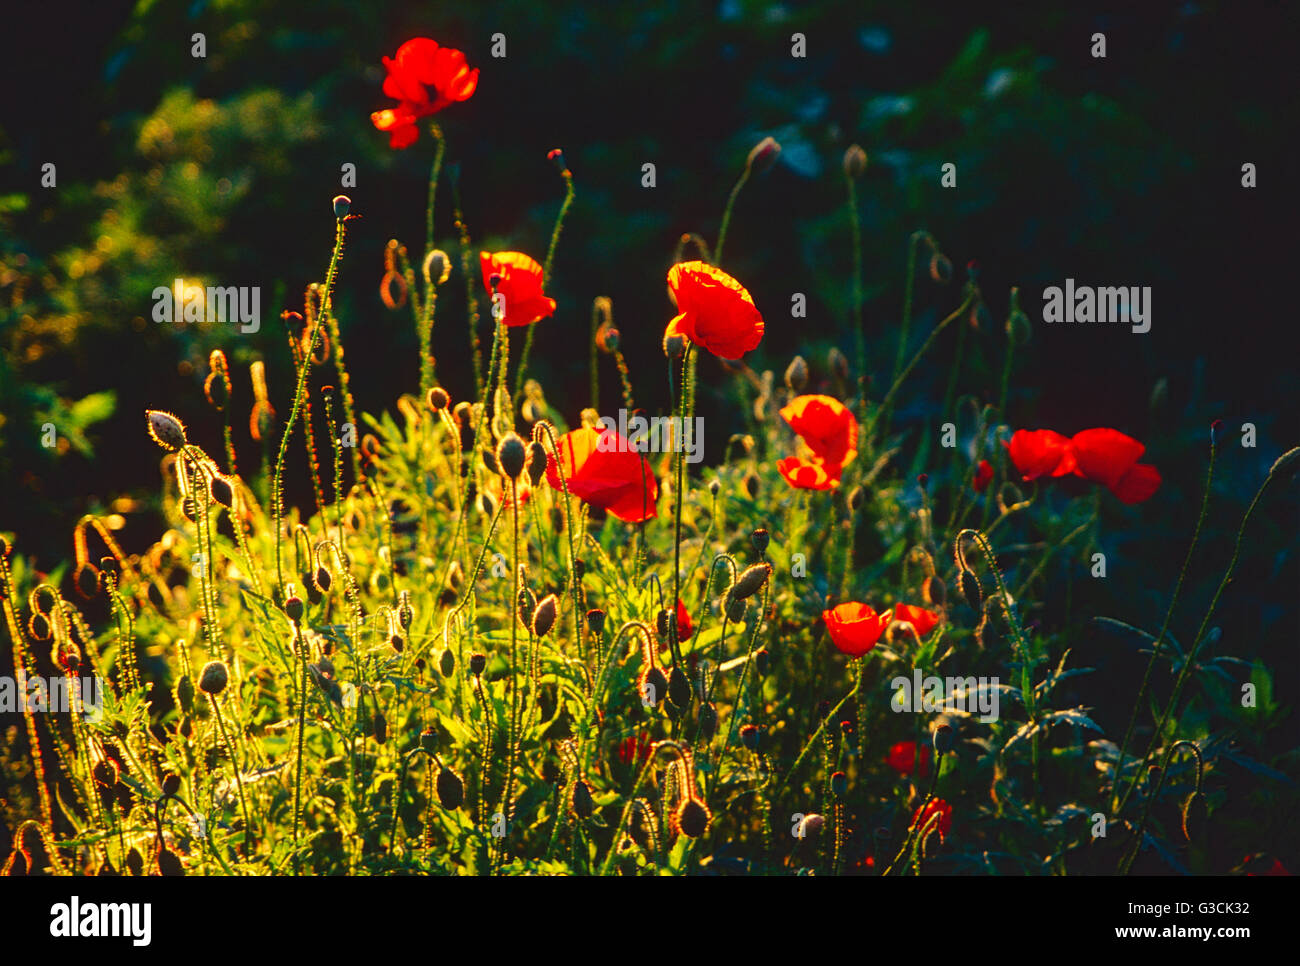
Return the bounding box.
[543,426,658,522]
[663,261,764,360]
[781,394,858,471]
[1006,429,1076,481]
[370,38,479,149]
[777,456,839,490]
[822,602,889,657]
[480,252,556,327]
[891,603,942,638]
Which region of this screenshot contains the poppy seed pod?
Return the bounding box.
[751,528,770,554]
[843,144,868,179]
[698,701,718,739]
[426,386,450,412]
[469,652,487,676]
[663,332,687,359]
[332,194,351,219]
[531,594,558,637]
[585,608,606,636]
[285,594,304,623]
[496,432,528,481]
[420,728,438,755]
[784,355,808,392]
[525,440,548,486]
[146,410,188,452]
[731,562,772,601]
[436,768,465,810]
[198,660,228,696]
[746,136,782,175]
[830,770,848,798]
[932,723,954,755]
[740,724,762,752]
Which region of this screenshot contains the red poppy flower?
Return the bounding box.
[1006,429,1076,481]
[371,38,478,148]
[663,261,764,360]
[972,459,993,492]
[822,602,889,657]
[780,394,858,471]
[886,741,931,778]
[480,252,556,327]
[544,426,658,523]
[617,731,653,765]
[675,598,693,640]
[777,456,839,490]
[891,603,941,638]
[1070,428,1161,503]
[913,798,953,842]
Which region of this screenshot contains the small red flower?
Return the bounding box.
[972,459,993,492]
[777,456,839,490]
[480,252,556,327]
[891,603,942,638]
[822,602,889,657]
[544,426,658,523]
[663,261,764,360]
[913,798,953,842]
[675,598,693,640]
[370,38,479,149]
[886,741,931,778]
[1006,429,1076,481]
[617,731,653,765]
[780,394,859,473]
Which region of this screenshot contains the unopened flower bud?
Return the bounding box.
[784,355,808,392]
[332,194,351,220]
[198,661,228,696]
[531,594,558,637]
[469,653,487,676]
[746,136,782,175]
[843,144,868,179]
[426,386,450,412]
[496,431,528,481]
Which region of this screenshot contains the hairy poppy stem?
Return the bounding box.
[515,162,575,398]
[714,169,750,267]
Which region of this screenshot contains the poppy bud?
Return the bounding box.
[784,355,808,392]
[740,724,762,752]
[933,723,954,755]
[480,444,500,476]
[731,562,772,601]
[388,633,404,653]
[423,249,451,287]
[314,566,332,594]
[725,596,747,623]
[146,409,187,452]
[656,609,670,639]
[959,568,982,612]
[437,768,464,810]
[496,432,528,481]
[755,647,771,676]
[639,666,668,708]
[426,386,450,412]
[923,575,947,608]
[397,594,413,630]
[155,846,184,877]
[843,144,868,179]
[469,653,487,676]
[830,770,848,798]
[176,675,195,716]
[751,528,770,554]
[332,195,351,220]
[161,773,181,797]
[827,347,849,383]
[668,665,691,710]
[571,779,595,819]
[209,475,234,509]
[531,594,558,637]
[198,660,228,696]
[439,649,455,677]
[373,712,388,744]
[918,472,929,491]
[420,728,438,755]
[285,593,304,623]
[526,440,548,486]
[698,702,718,739]
[746,136,781,175]
[586,608,606,636]
[673,797,712,838]
[708,478,721,497]
[477,489,497,517]
[663,332,687,359]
